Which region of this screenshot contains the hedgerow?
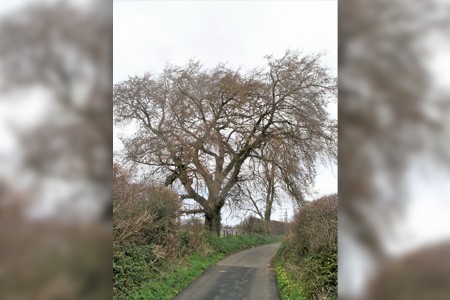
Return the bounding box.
[275,194,337,300]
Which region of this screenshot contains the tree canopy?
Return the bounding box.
[113,50,336,234]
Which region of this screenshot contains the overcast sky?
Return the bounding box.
[114,0,337,83]
[113,1,338,211]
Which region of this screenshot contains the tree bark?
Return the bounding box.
[264,204,272,221]
[204,206,222,236]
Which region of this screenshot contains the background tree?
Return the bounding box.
[230,158,280,221]
[230,136,319,222]
[114,50,336,235]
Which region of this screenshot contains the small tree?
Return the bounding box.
[230,137,317,222]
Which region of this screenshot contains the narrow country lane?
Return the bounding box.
[173,243,281,300]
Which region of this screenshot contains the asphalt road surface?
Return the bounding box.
[174,243,281,300]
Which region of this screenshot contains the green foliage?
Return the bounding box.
[300,249,337,299]
[113,244,157,299]
[130,254,222,300]
[275,245,337,300]
[275,255,305,300]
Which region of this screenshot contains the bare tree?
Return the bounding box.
[231,138,315,222]
[247,159,279,222]
[114,50,336,235]
[228,159,278,221]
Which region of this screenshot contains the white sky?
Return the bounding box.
[114,0,337,83]
[113,1,338,219]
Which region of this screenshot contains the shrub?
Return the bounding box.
[113,163,180,249]
[178,218,212,256]
[113,184,179,247]
[238,217,292,236]
[267,219,289,235]
[139,185,180,245]
[290,194,337,256]
[113,164,180,258]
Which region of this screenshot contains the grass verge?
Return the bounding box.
[274,243,305,300]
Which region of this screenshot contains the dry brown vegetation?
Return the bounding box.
[113,163,180,252]
[288,194,337,256]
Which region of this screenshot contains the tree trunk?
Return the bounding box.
[264,205,272,221]
[204,206,222,236]
[264,162,276,221]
